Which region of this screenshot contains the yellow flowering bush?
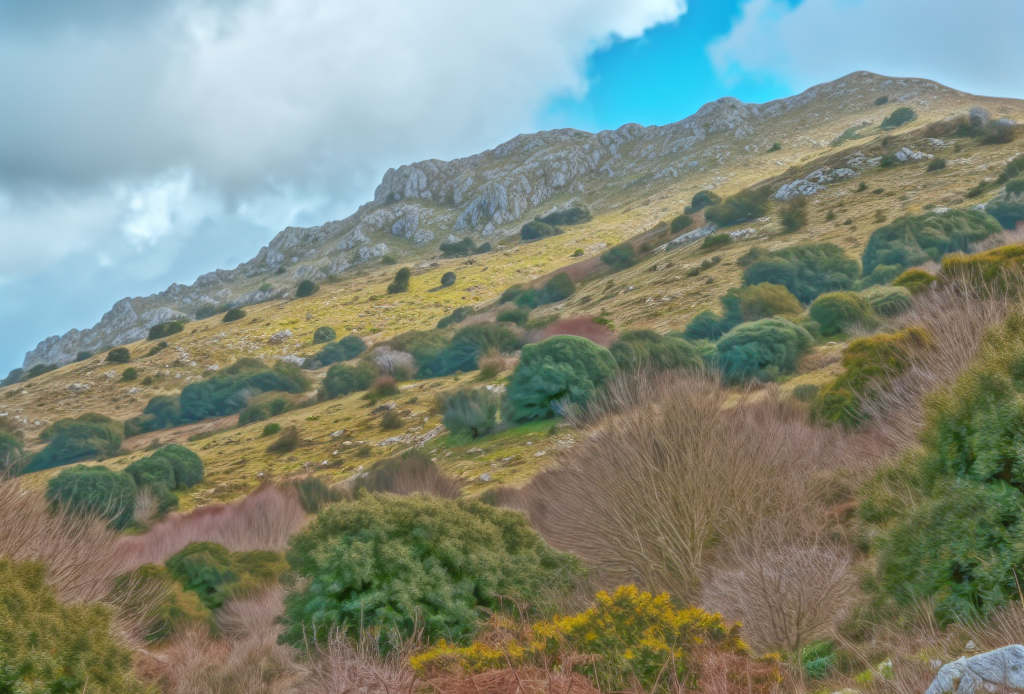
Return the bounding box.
[411,585,746,692]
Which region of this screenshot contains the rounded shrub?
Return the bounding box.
[45,465,137,529]
[743,242,860,303]
[27,414,124,473]
[703,187,770,227]
[610,331,703,372]
[809,291,876,336]
[986,200,1024,230]
[312,326,337,344]
[496,305,531,327]
[178,359,308,423]
[75,350,94,362]
[387,267,411,294]
[731,282,802,322]
[428,323,520,377]
[1006,177,1024,196]
[323,362,376,399]
[670,213,694,233]
[880,107,917,129]
[106,347,131,364]
[520,221,562,241]
[120,367,138,382]
[714,318,813,383]
[0,559,147,693]
[296,279,320,298]
[860,285,913,318]
[222,307,246,322]
[280,494,584,646]
[861,209,1002,277]
[682,310,730,341]
[309,333,367,366]
[928,157,947,172]
[238,395,290,425]
[600,243,636,270]
[262,422,281,437]
[505,335,617,421]
[165,542,285,610]
[892,267,937,294]
[437,306,474,329]
[148,320,185,341]
[779,197,808,233]
[442,388,499,438]
[684,189,721,214]
[440,271,457,287]
[267,426,300,454]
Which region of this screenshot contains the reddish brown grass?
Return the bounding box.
[534,316,616,347]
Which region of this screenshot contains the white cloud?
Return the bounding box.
[708,0,1024,99]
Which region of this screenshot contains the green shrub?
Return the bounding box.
[684,190,721,214]
[880,107,916,129]
[499,285,525,304]
[238,395,291,425]
[195,303,229,319]
[860,285,913,317]
[600,243,636,270]
[780,197,808,232]
[178,359,308,422]
[281,494,583,646]
[440,271,457,287]
[724,282,802,322]
[437,306,474,329]
[121,367,138,382]
[986,200,1024,230]
[148,321,185,341]
[497,305,531,327]
[879,153,898,168]
[45,465,136,529]
[262,423,281,437]
[323,362,376,398]
[892,267,937,294]
[111,564,214,641]
[123,444,203,514]
[0,559,147,693]
[809,292,875,336]
[874,95,889,106]
[701,233,732,251]
[1006,177,1024,196]
[386,267,411,294]
[743,242,860,303]
[75,350,94,362]
[514,273,576,308]
[703,187,770,227]
[381,410,403,431]
[682,310,730,341]
[165,542,285,610]
[381,253,398,265]
[296,279,319,298]
[222,307,246,322]
[800,640,838,679]
[505,336,617,421]
[714,318,813,383]
[861,209,1002,277]
[389,329,451,371]
[428,324,520,377]
[811,327,928,428]
[0,431,24,468]
[928,157,947,172]
[283,476,346,513]
[670,214,693,233]
[442,388,499,437]
[309,334,367,366]
[26,414,124,473]
[537,206,591,226]
[791,383,819,403]
[440,237,479,258]
[23,363,58,381]
[1000,156,1024,184]
[267,426,300,454]
[312,326,337,344]
[520,221,562,241]
[106,347,131,364]
[610,331,703,372]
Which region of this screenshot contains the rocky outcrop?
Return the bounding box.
[927,646,1024,694]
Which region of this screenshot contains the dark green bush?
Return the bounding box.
[861,209,1002,277]
[165,542,285,610]
[75,350,94,362]
[682,310,730,341]
[439,237,479,258]
[684,190,721,214]
[436,306,474,329]
[195,304,230,320]
[505,336,617,421]
[106,347,131,364]
[262,422,281,437]
[0,431,24,468]
[24,363,58,380]
[703,187,770,227]
[600,243,636,270]
[714,318,813,383]
[497,305,531,327]
[429,324,520,377]
[238,395,291,425]
[267,426,300,454]
[520,221,562,241]
[124,444,203,514]
[440,271,457,287]
[879,154,898,168]
[514,273,576,308]
[743,242,860,303]
[110,564,214,642]
[177,359,308,422]
[121,367,138,382]
[670,214,693,233]
[148,321,185,341]
[986,200,1024,230]
[26,414,124,473]
[296,279,320,298]
[780,197,808,232]
[928,158,947,172]
[389,329,451,372]
[312,326,337,344]
[610,331,702,372]
[283,476,346,513]
[222,307,246,322]
[387,267,411,294]
[809,292,876,336]
[281,494,583,646]
[0,559,147,693]
[2,368,24,386]
[442,388,499,437]
[701,234,732,250]
[880,107,916,129]
[323,362,377,398]
[538,206,591,226]
[309,334,367,367]
[1000,155,1024,184]
[499,285,525,304]
[1006,177,1024,196]
[874,95,889,106]
[45,465,136,529]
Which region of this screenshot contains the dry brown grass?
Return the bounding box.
[426,668,601,694]
[519,374,883,650]
[532,316,616,347]
[302,631,418,694]
[353,453,464,499]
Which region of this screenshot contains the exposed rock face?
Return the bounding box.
[927,646,1024,694]
[22,71,968,369]
[774,166,858,200]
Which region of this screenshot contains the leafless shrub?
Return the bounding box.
[970,228,1024,253]
[371,346,417,379]
[477,352,517,380]
[353,453,463,499]
[302,630,418,694]
[426,668,601,694]
[521,373,882,616]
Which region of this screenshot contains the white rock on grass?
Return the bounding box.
[927,645,1024,694]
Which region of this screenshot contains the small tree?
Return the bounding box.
[505,336,617,421]
[684,190,721,214]
[120,367,138,382]
[106,347,131,364]
[670,214,693,233]
[323,362,376,398]
[296,279,320,298]
[148,321,185,341]
[222,307,246,322]
[600,243,636,271]
[780,197,808,233]
[387,267,411,294]
[312,326,337,344]
[443,388,499,437]
[440,271,457,287]
[714,318,812,383]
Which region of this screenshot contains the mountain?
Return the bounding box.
[21,71,1001,369]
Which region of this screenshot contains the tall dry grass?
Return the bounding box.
[519,374,884,651]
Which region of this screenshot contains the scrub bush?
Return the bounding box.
[684,190,722,214]
[309,333,367,367]
[440,271,457,287]
[496,305,531,326]
[892,268,937,294]
[880,107,916,129]
[538,206,591,226]
[702,233,732,250]
[609,330,703,372]
[703,187,770,227]
[780,197,808,233]
[520,221,562,241]
[683,310,730,341]
[860,285,913,317]
[125,444,204,514]
[861,209,1002,277]
[106,347,131,364]
[670,213,694,232]
[267,426,300,454]
[148,321,185,341]
[45,465,136,530]
[725,282,802,322]
[928,157,947,172]
[808,291,875,336]
[600,243,636,270]
[429,323,520,376]
[312,326,337,344]
[323,362,377,398]
[237,395,291,425]
[222,307,246,322]
[986,200,1024,230]
[26,414,124,473]
[296,279,319,298]
[386,267,411,294]
[178,359,309,422]
[439,237,480,258]
[514,272,576,308]
[505,336,617,421]
[165,542,285,610]
[436,306,474,329]
[280,494,583,646]
[442,388,499,437]
[75,350,94,362]
[120,367,138,382]
[743,242,860,303]
[714,318,813,383]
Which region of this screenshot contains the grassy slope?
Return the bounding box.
[5,87,1023,508]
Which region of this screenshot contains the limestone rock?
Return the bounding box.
[926,645,1024,694]
[268,330,293,345]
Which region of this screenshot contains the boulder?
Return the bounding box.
[927,645,1024,694]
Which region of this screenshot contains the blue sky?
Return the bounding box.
[1,0,1022,374]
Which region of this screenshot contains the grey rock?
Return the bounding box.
[927,645,1024,694]
[894,146,933,162]
[268,330,293,345]
[664,224,717,250]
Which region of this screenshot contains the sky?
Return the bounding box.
[1,0,1022,374]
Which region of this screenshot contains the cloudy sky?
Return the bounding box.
[1,0,1022,373]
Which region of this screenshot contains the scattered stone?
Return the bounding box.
[927,645,1024,694]
[67,383,90,393]
[894,146,934,163]
[268,329,293,344]
[479,473,491,482]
